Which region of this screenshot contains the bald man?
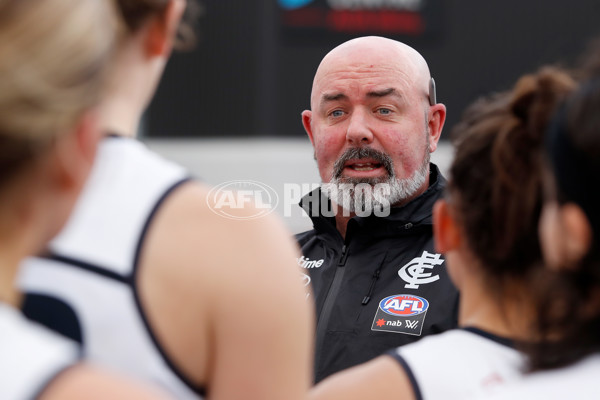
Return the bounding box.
[296,36,459,383]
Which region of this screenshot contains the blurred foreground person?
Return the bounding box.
[309,67,575,400]
[0,0,168,398]
[18,1,313,399]
[483,67,600,400]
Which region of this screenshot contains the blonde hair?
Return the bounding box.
[0,0,115,185]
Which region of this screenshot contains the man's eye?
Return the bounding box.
[330,110,344,118]
[377,108,392,115]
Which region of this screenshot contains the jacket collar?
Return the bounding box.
[299,163,446,238]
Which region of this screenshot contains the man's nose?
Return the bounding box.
[346,109,374,146]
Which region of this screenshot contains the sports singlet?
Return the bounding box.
[17,136,204,399]
[0,302,79,399]
[387,327,525,399]
[481,352,600,399]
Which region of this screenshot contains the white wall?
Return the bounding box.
[144,138,454,234]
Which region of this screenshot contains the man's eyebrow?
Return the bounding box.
[320,92,348,104]
[367,88,400,98]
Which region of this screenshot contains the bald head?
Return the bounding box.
[301,36,447,208]
[310,36,431,109]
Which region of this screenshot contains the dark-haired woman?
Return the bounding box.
[17,1,313,399]
[308,67,576,400]
[482,72,600,400]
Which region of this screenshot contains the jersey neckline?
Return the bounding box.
[461,326,515,348]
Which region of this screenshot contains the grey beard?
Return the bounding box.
[322,150,430,215]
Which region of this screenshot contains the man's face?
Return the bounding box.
[304,58,432,205]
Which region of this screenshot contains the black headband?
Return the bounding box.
[545,83,600,242]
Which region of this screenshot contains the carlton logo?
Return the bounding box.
[378,294,429,317]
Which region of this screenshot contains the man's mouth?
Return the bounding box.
[342,159,387,177]
[331,148,394,181]
[346,162,382,171]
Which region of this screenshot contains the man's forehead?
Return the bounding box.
[310,37,430,107]
[316,57,415,82]
[313,69,413,107]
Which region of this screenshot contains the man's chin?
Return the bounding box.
[336,175,391,185]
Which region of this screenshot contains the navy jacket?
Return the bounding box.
[296,164,459,383]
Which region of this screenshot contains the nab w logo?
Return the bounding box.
[372,294,428,335]
[398,251,445,289]
[404,320,419,329]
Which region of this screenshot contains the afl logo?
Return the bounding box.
[207,180,279,220]
[378,295,429,317]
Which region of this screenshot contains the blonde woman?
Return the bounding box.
[0,0,168,398]
[18,1,314,399]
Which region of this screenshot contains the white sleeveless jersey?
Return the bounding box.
[0,302,79,400]
[387,327,525,400]
[17,137,204,399]
[481,353,600,399]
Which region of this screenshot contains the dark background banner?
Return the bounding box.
[147,0,600,138]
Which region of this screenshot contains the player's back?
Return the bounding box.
[18,135,313,400]
[389,328,525,399]
[19,136,202,398]
[480,353,600,400]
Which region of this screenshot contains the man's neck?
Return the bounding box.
[334,211,353,240]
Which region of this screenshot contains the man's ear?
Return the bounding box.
[559,203,592,268]
[301,110,315,146]
[52,111,101,191]
[427,103,446,153]
[145,0,186,57]
[433,199,461,254]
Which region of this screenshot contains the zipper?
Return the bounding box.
[361,268,381,305]
[314,244,349,374]
[361,250,389,306]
